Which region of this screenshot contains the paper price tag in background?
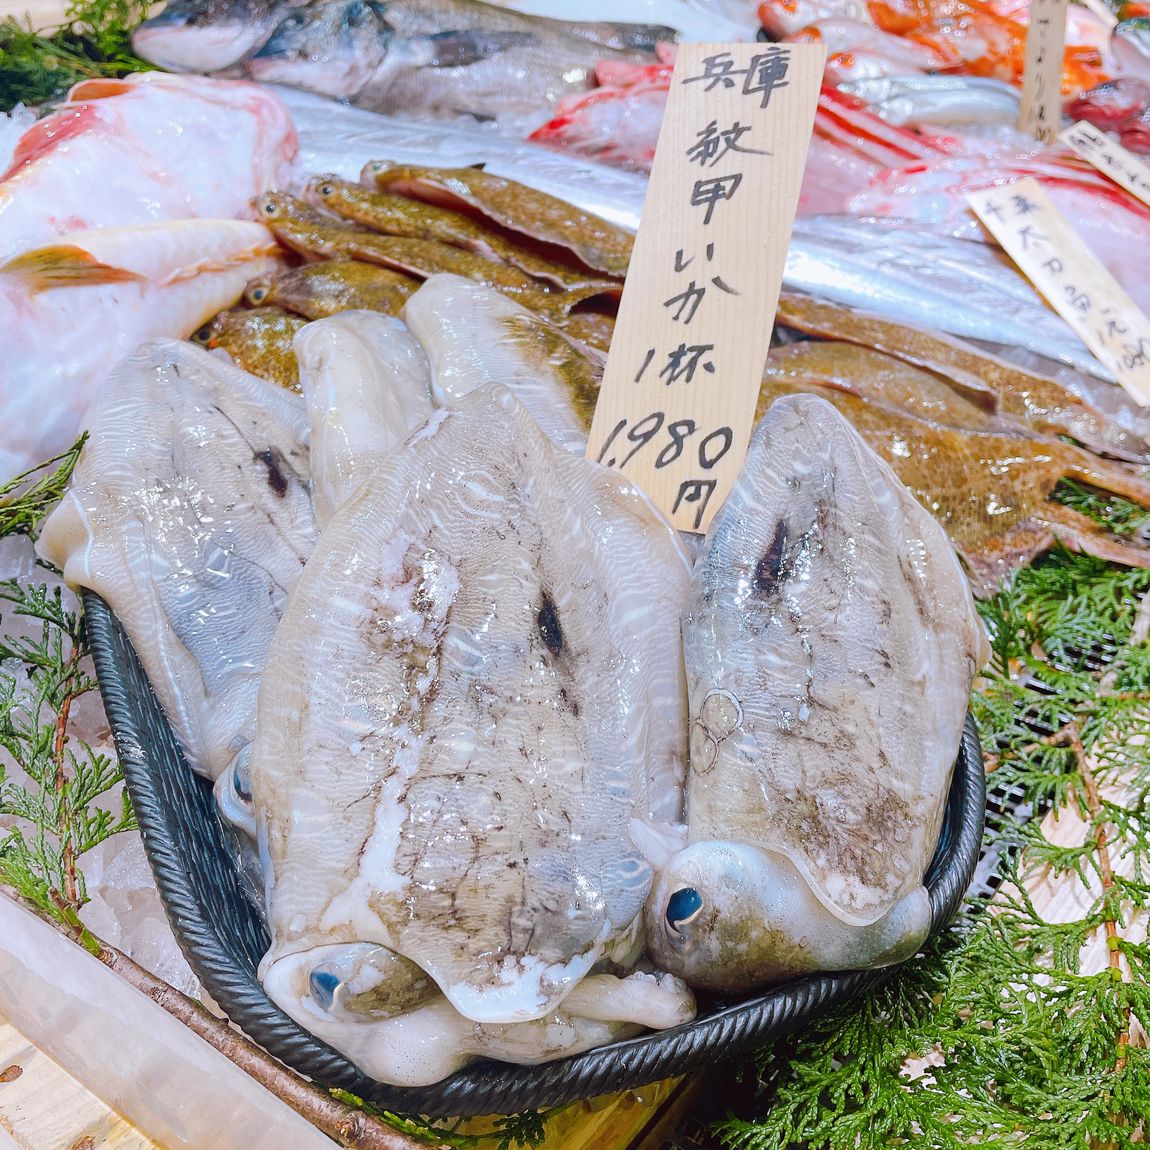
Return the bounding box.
[968,176,1150,404]
[1017,0,1068,144]
[1059,121,1150,209]
[586,42,825,535]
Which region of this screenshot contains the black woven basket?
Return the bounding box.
[84,588,986,1117]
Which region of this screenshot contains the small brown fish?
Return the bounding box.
[776,293,1150,464]
[764,341,1007,433]
[245,260,419,319]
[362,162,633,277]
[253,191,600,317]
[192,305,306,391]
[305,174,620,293]
[562,310,615,355]
[756,374,1150,594]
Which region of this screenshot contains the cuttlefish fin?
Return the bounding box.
[0,245,146,292]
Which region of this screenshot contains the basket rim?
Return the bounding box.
[83,588,986,1117]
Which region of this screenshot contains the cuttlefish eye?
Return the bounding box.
[232,748,252,803]
[309,968,341,1011]
[665,886,704,939]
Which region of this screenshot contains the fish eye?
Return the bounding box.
[261,199,278,216]
[309,968,341,1011]
[247,283,269,304]
[318,182,334,197]
[665,886,704,939]
[191,323,212,344]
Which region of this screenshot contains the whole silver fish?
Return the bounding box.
[837,75,1022,129]
[785,217,1114,381]
[245,0,671,126]
[277,85,649,231]
[134,0,675,75]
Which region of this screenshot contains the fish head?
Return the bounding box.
[303,173,352,212]
[244,274,274,306]
[248,0,391,98]
[131,0,296,73]
[251,190,302,223]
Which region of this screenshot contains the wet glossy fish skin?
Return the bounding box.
[193,305,307,391]
[246,259,420,319]
[837,74,1021,128]
[756,375,1150,594]
[363,161,634,276]
[784,217,1111,381]
[775,294,1150,463]
[255,191,596,317]
[275,85,649,233]
[0,218,282,480]
[37,339,315,781]
[305,174,620,291]
[645,393,986,992]
[246,0,665,125]
[0,73,296,264]
[132,0,306,72]
[765,339,1004,432]
[251,381,691,1030]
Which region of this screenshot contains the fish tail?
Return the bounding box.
[1044,504,1150,570]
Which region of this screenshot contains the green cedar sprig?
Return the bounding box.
[0,0,151,110]
[0,438,136,950]
[328,1092,553,1150]
[716,548,1150,1149]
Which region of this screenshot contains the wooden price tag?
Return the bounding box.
[968,176,1150,404]
[1059,120,1150,209]
[1018,0,1069,144]
[585,43,825,534]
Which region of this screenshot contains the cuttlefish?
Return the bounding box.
[38,339,315,782]
[645,394,987,992]
[757,368,1150,595]
[251,383,694,1081]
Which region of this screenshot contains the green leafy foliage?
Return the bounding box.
[716,548,1150,1149]
[329,1091,554,1149]
[0,440,136,945]
[0,0,151,110]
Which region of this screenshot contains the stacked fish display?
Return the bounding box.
[5,0,1150,1097]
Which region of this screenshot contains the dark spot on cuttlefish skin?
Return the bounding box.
[255,447,288,498]
[537,590,564,658]
[753,520,790,595]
